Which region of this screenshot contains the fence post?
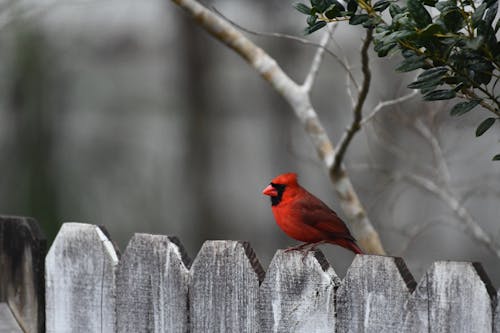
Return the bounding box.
[116,233,190,332]
[189,240,264,333]
[45,222,119,332]
[258,250,338,333]
[415,261,495,333]
[336,255,417,332]
[0,215,46,333]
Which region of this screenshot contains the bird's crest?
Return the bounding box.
[271,172,298,186]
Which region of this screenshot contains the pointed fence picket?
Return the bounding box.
[1,216,500,332]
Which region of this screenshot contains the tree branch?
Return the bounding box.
[360,90,418,126]
[332,28,373,174]
[302,26,332,92]
[211,7,359,89]
[170,0,386,254]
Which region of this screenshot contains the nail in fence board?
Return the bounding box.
[189,240,264,333]
[258,250,338,333]
[336,255,417,332]
[45,223,119,333]
[0,216,46,333]
[116,234,190,333]
[416,261,495,333]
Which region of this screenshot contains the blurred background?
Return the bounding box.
[0,0,499,282]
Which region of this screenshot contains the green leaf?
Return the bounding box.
[294,3,312,14]
[449,99,481,116]
[389,3,403,17]
[475,117,496,136]
[423,89,456,100]
[305,21,327,34]
[484,1,498,26]
[373,0,391,12]
[325,2,344,18]
[347,0,358,13]
[349,14,370,25]
[418,66,449,81]
[407,0,432,28]
[440,6,465,32]
[376,42,398,56]
[492,154,500,161]
[472,3,487,28]
[419,23,444,37]
[307,14,318,25]
[396,55,427,72]
[408,77,441,89]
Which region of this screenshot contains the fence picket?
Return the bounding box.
[0,216,46,333]
[417,261,495,333]
[2,216,500,332]
[258,250,337,333]
[336,255,417,332]
[45,222,119,333]
[116,233,190,333]
[189,240,264,333]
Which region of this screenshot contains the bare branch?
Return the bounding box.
[302,26,332,92]
[386,218,457,257]
[414,118,451,185]
[171,0,386,254]
[360,90,418,126]
[366,164,500,259]
[211,6,359,88]
[332,28,373,174]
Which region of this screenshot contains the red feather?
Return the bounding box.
[262,173,363,254]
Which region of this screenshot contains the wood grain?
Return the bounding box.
[45,222,119,333]
[416,261,495,333]
[189,240,264,333]
[336,255,417,332]
[116,233,190,333]
[258,250,338,333]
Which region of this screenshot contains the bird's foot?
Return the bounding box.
[284,243,311,253]
[284,242,327,262]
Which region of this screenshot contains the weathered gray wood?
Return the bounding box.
[336,255,417,332]
[416,261,495,333]
[45,222,119,333]
[0,216,46,333]
[189,240,264,333]
[258,250,338,333]
[494,289,500,333]
[116,233,190,333]
[0,303,23,333]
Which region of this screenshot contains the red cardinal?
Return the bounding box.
[262,173,363,254]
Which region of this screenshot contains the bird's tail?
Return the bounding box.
[332,239,364,254]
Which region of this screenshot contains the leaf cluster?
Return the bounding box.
[294,0,500,160]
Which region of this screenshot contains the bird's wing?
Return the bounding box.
[295,192,356,241]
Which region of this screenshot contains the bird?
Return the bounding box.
[262,172,363,255]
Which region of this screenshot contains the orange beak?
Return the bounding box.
[262,184,278,196]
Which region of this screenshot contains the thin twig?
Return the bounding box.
[332,28,373,175]
[302,26,332,92]
[361,90,418,125]
[211,6,359,90]
[364,164,500,259]
[414,118,451,185]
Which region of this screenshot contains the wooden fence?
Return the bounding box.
[0,215,499,332]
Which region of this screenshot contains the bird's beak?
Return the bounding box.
[262,184,278,196]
